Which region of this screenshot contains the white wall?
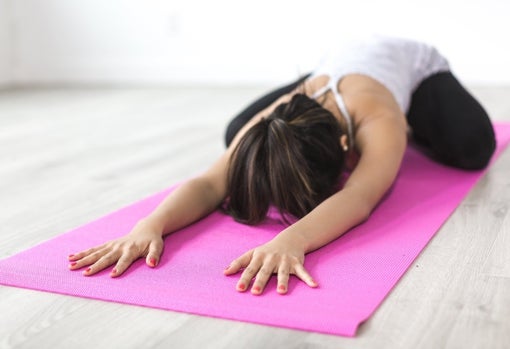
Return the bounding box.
[0,0,13,86]
[5,0,510,86]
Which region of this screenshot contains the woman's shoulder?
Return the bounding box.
[341,75,406,126]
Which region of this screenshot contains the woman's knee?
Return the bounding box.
[445,124,496,170]
[410,71,496,169]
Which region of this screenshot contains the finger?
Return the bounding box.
[68,245,105,261]
[110,252,140,278]
[68,249,106,271]
[81,250,120,276]
[293,264,318,288]
[251,258,277,295]
[236,257,263,292]
[276,262,291,295]
[146,239,164,268]
[251,266,274,295]
[223,250,253,276]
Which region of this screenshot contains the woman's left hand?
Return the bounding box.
[223,235,318,295]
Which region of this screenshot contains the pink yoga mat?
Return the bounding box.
[1,123,510,337]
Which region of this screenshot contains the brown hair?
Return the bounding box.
[225,93,346,225]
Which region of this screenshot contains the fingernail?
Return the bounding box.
[224,265,230,270]
[84,267,91,274]
[68,254,75,259]
[68,262,77,268]
[149,258,156,267]
[252,286,261,293]
[111,268,117,274]
[238,283,246,291]
[278,285,286,292]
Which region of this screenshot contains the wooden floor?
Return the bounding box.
[0,84,509,349]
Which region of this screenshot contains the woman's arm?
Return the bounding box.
[142,154,229,236]
[281,112,408,252]
[225,95,408,294]
[68,150,231,276]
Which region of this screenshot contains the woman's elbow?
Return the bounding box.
[359,205,373,223]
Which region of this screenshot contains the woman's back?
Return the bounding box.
[310,36,450,113]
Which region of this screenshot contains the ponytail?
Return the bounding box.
[225,94,345,225]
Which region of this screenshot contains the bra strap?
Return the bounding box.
[311,76,355,149]
[331,87,355,149]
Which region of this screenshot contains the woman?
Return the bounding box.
[68,36,496,295]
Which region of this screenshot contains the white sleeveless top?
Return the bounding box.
[310,36,450,147]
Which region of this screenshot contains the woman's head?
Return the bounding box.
[225,93,346,225]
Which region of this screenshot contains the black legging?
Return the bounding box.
[224,72,496,170]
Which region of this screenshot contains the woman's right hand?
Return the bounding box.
[67,219,165,277]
